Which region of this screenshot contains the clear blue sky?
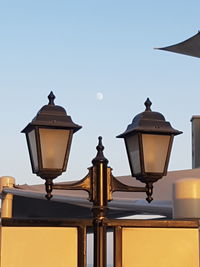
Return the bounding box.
[1,0,200,185]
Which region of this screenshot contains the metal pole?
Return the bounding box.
[93,218,107,267]
[92,137,108,267]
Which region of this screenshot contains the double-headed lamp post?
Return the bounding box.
[22,92,182,267]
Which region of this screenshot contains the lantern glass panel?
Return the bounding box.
[39,128,70,169]
[142,134,171,173]
[27,129,39,172]
[126,134,141,175]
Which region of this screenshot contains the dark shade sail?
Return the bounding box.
[156,32,200,58]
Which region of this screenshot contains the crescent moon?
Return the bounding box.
[96,92,103,100]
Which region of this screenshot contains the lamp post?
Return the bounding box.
[22,93,182,267]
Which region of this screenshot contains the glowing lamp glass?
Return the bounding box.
[125,133,172,178]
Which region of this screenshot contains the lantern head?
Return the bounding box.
[22,92,82,180]
[117,98,182,185]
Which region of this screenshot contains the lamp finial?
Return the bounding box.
[48,91,56,105]
[92,136,108,165]
[144,98,152,111]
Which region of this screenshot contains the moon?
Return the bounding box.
[96,92,103,101]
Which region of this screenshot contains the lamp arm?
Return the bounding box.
[52,172,91,195]
[111,175,147,193]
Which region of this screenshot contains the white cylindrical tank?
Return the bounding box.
[0,176,15,218]
[173,178,200,218]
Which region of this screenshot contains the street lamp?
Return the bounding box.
[21,91,82,199]
[22,93,182,267]
[117,98,182,202]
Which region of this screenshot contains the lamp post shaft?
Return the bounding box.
[92,137,109,267]
[93,218,107,267]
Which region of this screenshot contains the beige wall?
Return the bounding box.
[0,227,78,267]
[122,227,199,267]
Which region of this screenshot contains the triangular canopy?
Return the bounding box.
[156,32,200,58]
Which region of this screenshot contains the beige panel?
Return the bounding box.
[122,227,199,267]
[0,227,77,267]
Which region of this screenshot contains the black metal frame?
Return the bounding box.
[2,218,91,267]
[111,219,200,267]
[2,218,199,267]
